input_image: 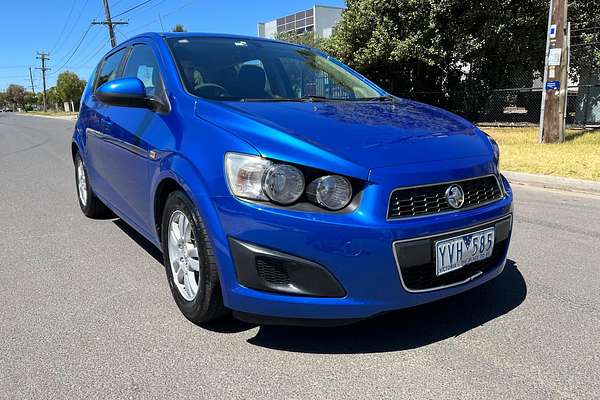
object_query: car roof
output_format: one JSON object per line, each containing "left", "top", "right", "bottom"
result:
{"left": 123, "top": 32, "right": 297, "bottom": 46}
{"left": 101, "top": 32, "right": 313, "bottom": 62}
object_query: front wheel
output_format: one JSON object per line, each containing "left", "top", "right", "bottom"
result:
{"left": 161, "top": 191, "right": 227, "bottom": 324}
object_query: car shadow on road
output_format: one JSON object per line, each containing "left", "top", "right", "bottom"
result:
{"left": 242, "top": 260, "right": 526, "bottom": 354}
{"left": 113, "top": 218, "right": 164, "bottom": 265}
{"left": 111, "top": 217, "right": 527, "bottom": 353}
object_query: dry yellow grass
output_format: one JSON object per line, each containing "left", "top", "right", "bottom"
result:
{"left": 482, "top": 127, "right": 600, "bottom": 182}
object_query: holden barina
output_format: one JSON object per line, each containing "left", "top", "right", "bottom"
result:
{"left": 72, "top": 33, "right": 513, "bottom": 326}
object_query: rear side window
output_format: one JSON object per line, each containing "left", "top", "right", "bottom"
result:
{"left": 122, "top": 44, "right": 164, "bottom": 98}
{"left": 95, "top": 48, "right": 127, "bottom": 90}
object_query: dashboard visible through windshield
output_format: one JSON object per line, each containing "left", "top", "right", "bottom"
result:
{"left": 166, "top": 36, "right": 382, "bottom": 101}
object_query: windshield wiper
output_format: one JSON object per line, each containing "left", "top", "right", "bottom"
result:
{"left": 366, "top": 95, "right": 395, "bottom": 102}
{"left": 239, "top": 96, "right": 330, "bottom": 103}
{"left": 239, "top": 98, "right": 292, "bottom": 102}
{"left": 298, "top": 95, "right": 328, "bottom": 102}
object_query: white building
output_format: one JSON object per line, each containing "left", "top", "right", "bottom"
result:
{"left": 257, "top": 5, "right": 344, "bottom": 40}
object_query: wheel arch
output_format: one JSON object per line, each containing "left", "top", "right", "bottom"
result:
{"left": 71, "top": 141, "right": 80, "bottom": 164}
{"left": 153, "top": 177, "right": 185, "bottom": 240}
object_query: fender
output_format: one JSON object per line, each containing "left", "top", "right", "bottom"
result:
{"left": 71, "top": 124, "right": 86, "bottom": 160}
{"left": 150, "top": 151, "right": 252, "bottom": 307}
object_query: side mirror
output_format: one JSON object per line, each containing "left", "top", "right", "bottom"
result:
{"left": 96, "top": 77, "right": 156, "bottom": 110}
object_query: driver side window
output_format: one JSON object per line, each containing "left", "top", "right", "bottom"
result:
{"left": 95, "top": 48, "right": 127, "bottom": 90}
{"left": 122, "top": 44, "right": 165, "bottom": 99}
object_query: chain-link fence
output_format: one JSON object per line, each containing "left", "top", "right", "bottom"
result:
{"left": 400, "top": 85, "right": 544, "bottom": 125}
{"left": 569, "top": 25, "right": 600, "bottom": 126}
{"left": 396, "top": 26, "right": 599, "bottom": 127}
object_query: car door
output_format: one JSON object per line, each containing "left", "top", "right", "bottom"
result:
{"left": 85, "top": 47, "right": 128, "bottom": 206}
{"left": 101, "top": 41, "right": 173, "bottom": 236}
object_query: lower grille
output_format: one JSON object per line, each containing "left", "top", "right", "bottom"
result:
{"left": 255, "top": 256, "right": 290, "bottom": 285}
{"left": 393, "top": 215, "right": 512, "bottom": 292}
{"left": 388, "top": 175, "right": 503, "bottom": 219}
{"left": 399, "top": 240, "right": 508, "bottom": 291}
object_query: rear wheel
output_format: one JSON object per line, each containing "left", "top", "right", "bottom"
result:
{"left": 74, "top": 152, "right": 109, "bottom": 218}
{"left": 161, "top": 190, "right": 227, "bottom": 323}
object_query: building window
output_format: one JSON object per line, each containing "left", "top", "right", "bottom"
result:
{"left": 271, "top": 8, "right": 316, "bottom": 36}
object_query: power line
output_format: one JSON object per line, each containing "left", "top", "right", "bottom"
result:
{"left": 113, "top": 0, "right": 154, "bottom": 18}
{"left": 122, "top": 0, "right": 168, "bottom": 21}
{"left": 121, "top": 0, "right": 168, "bottom": 27}
{"left": 123, "top": 0, "right": 194, "bottom": 36}
{"left": 69, "top": 36, "right": 113, "bottom": 73}
{"left": 0, "top": 65, "right": 31, "bottom": 69}
{"left": 0, "top": 75, "right": 30, "bottom": 79}
{"left": 51, "top": 0, "right": 94, "bottom": 62}
{"left": 75, "top": 32, "right": 110, "bottom": 62}
{"left": 50, "top": 24, "right": 93, "bottom": 76}
{"left": 114, "top": 26, "right": 129, "bottom": 41}
{"left": 49, "top": 0, "right": 78, "bottom": 53}
{"left": 66, "top": 27, "right": 103, "bottom": 65}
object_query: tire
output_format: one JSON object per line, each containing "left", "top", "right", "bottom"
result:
{"left": 74, "top": 152, "right": 109, "bottom": 218}
{"left": 161, "top": 190, "right": 227, "bottom": 324}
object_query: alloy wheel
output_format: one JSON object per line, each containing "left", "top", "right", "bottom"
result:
{"left": 167, "top": 210, "right": 201, "bottom": 301}
{"left": 76, "top": 158, "right": 87, "bottom": 206}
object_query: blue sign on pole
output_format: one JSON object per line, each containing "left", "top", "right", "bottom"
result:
{"left": 546, "top": 80, "right": 560, "bottom": 90}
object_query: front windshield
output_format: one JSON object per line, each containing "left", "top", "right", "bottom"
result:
{"left": 166, "top": 36, "right": 382, "bottom": 101}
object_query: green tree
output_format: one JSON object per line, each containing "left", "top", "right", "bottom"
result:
{"left": 5, "top": 84, "right": 27, "bottom": 110}
{"left": 0, "top": 91, "right": 8, "bottom": 109}
{"left": 23, "top": 91, "right": 37, "bottom": 111}
{"left": 323, "top": 0, "right": 599, "bottom": 118}
{"left": 43, "top": 87, "right": 62, "bottom": 110}
{"left": 172, "top": 24, "right": 187, "bottom": 32}
{"left": 275, "top": 31, "right": 322, "bottom": 49}
{"left": 55, "top": 71, "right": 86, "bottom": 105}
{"left": 325, "top": 0, "right": 548, "bottom": 93}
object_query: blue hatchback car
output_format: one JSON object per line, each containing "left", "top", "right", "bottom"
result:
{"left": 72, "top": 33, "right": 513, "bottom": 326}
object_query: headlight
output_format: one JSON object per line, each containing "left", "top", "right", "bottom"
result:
{"left": 263, "top": 164, "right": 305, "bottom": 204}
{"left": 224, "top": 153, "right": 270, "bottom": 200}
{"left": 225, "top": 153, "right": 355, "bottom": 210}
{"left": 306, "top": 175, "right": 352, "bottom": 210}
{"left": 225, "top": 153, "right": 305, "bottom": 204}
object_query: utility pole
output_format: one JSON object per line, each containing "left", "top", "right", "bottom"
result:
{"left": 36, "top": 52, "right": 50, "bottom": 112}
{"left": 539, "top": 0, "right": 568, "bottom": 143}
{"left": 28, "top": 66, "right": 35, "bottom": 94}
{"left": 92, "top": 0, "right": 128, "bottom": 48}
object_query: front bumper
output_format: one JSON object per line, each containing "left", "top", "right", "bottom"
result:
{"left": 208, "top": 166, "right": 513, "bottom": 322}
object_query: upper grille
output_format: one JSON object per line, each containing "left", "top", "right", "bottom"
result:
{"left": 387, "top": 175, "right": 502, "bottom": 219}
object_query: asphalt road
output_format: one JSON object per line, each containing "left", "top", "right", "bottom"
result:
{"left": 1, "top": 113, "right": 599, "bottom": 399}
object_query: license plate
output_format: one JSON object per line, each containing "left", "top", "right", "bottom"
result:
{"left": 435, "top": 227, "right": 495, "bottom": 276}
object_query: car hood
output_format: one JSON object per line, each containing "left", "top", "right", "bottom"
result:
{"left": 196, "top": 99, "right": 493, "bottom": 179}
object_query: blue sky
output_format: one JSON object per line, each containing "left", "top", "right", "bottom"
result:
{"left": 0, "top": 0, "right": 345, "bottom": 91}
